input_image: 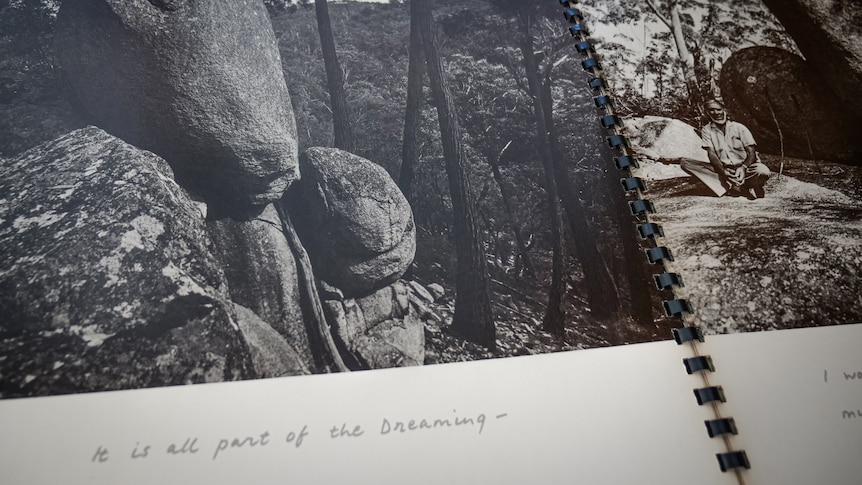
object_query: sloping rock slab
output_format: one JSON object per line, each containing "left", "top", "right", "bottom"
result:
{"left": 233, "top": 304, "right": 309, "bottom": 378}
{"left": 0, "top": 127, "right": 253, "bottom": 398}
{"left": 207, "top": 204, "right": 316, "bottom": 372}
{"left": 621, "top": 116, "right": 707, "bottom": 163}
{"left": 653, "top": 173, "right": 862, "bottom": 334}
{"left": 759, "top": 0, "right": 862, "bottom": 119}
{"left": 294, "top": 147, "right": 415, "bottom": 297}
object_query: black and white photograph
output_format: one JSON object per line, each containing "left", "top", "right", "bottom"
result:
{"left": 584, "top": 0, "right": 862, "bottom": 334}
{"left": 0, "top": 0, "right": 669, "bottom": 399}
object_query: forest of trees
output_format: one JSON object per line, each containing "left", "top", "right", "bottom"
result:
{"left": 579, "top": 0, "right": 797, "bottom": 124}
{"left": 0, "top": 0, "right": 668, "bottom": 356}
{"left": 268, "top": 0, "right": 661, "bottom": 349}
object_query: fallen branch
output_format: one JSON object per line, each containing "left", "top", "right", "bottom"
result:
{"left": 409, "top": 293, "right": 443, "bottom": 323}
{"left": 765, "top": 86, "right": 785, "bottom": 177}
{"left": 490, "top": 278, "right": 546, "bottom": 309}
{"left": 492, "top": 300, "right": 535, "bottom": 322}
{"left": 275, "top": 203, "right": 349, "bottom": 373}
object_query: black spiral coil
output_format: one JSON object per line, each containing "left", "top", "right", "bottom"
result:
{"left": 557, "top": 0, "right": 750, "bottom": 476}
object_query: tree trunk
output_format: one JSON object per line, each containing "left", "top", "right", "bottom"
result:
{"left": 399, "top": 1, "right": 425, "bottom": 203}
{"left": 315, "top": 0, "right": 355, "bottom": 152}
{"left": 669, "top": 4, "right": 702, "bottom": 107}
{"left": 645, "top": 0, "right": 704, "bottom": 112}
{"left": 589, "top": 121, "right": 655, "bottom": 328}
{"left": 541, "top": 71, "right": 653, "bottom": 329}
{"left": 414, "top": 0, "right": 495, "bottom": 349}
{"left": 543, "top": 206, "right": 566, "bottom": 337}
{"left": 519, "top": 11, "right": 624, "bottom": 325}
{"left": 515, "top": 12, "right": 570, "bottom": 335}
{"left": 275, "top": 202, "right": 349, "bottom": 373}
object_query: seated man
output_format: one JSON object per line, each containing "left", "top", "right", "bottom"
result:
{"left": 680, "top": 99, "right": 770, "bottom": 199}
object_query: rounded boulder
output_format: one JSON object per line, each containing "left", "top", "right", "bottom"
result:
{"left": 55, "top": 0, "right": 300, "bottom": 206}
{"left": 293, "top": 147, "right": 415, "bottom": 297}
{"left": 719, "top": 46, "right": 862, "bottom": 163}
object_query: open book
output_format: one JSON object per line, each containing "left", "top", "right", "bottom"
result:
{"left": 0, "top": 0, "right": 859, "bottom": 483}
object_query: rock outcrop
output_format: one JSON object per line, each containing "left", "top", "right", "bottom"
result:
{"left": 656, "top": 174, "right": 862, "bottom": 334}
{"left": 1, "top": 3, "right": 428, "bottom": 397}
{"left": 322, "top": 281, "right": 424, "bottom": 369}
{"left": 621, "top": 116, "right": 707, "bottom": 163}
{"left": 0, "top": 127, "right": 254, "bottom": 397}
{"left": 54, "top": 0, "right": 299, "bottom": 206}
{"left": 759, "top": 0, "right": 862, "bottom": 120}
{"left": 426, "top": 283, "right": 445, "bottom": 301}
{"left": 233, "top": 303, "right": 310, "bottom": 378}
{"left": 720, "top": 46, "right": 862, "bottom": 163}
{"left": 293, "top": 147, "right": 416, "bottom": 297}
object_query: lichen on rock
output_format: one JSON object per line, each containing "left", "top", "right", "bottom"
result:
{"left": 0, "top": 127, "right": 254, "bottom": 397}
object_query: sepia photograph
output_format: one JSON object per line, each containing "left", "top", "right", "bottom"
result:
{"left": 583, "top": 0, "right": 862, "bottom": 334}
{"left": 0, "top": 0, "right": 669, "bottom": 399}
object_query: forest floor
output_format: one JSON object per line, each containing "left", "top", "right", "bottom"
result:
{"left": 409, "top": 237, "right": 677, "bottom": 366}
{"left": 415, "top": 276, "right": 614, "bottom": 366}
{"left": 643, "top": 154, "right": 862, "bottom": 334}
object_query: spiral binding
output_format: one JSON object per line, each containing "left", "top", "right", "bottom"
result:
{"left": 705, "top": 418, "right": 738, "bottom": 437}
{"left": 558, "top": 0, "right": 751, "bottom": 478}
{"left": 684, "top": 355, "right": 715, "bottom": 374}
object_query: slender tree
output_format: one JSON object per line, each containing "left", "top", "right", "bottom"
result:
{"left": 484, "top": 140, "right": 535, "bottom": 278}
{"left": 570, "top": 93, "right": 655, "bottom": 329}
{"left": 510, "top": 11, "right": 570, "bottom": 335}
{"left": 413, "top": 0, "right": 495, "bottom": 349}
{"left": 580, "top": 0, "right": 796, "bottom": 119}
{"left": 644, "top": 0, "right": 705, "bottom": 109}
{"left": 314, "top": 0, "right": 355, "bottom": 152}
{"left": 532, "top": 10, "right": 654, "bottom": 329}
{"left": 514, "top": 8, "right": 625, "bottom": 327}
{"left": 399, "top": 0, "right": 424, "bottom": 203}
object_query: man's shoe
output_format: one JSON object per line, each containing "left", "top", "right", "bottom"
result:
{"left": 746, "top": 188, "right": 757, "bottom": 200}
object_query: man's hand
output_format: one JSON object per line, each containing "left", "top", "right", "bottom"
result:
{"left": 725, "top": 166, "right": 745, "bottom": 187}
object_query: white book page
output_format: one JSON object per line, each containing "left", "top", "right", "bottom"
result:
{"left": 0, "top": 338, "right": 731, "bottom": 485}
{"left": 708, "top": 323, "right": 862, "bottom": 485}
{"left": 4, "top": 324, "right": 859, "bottom": 484}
